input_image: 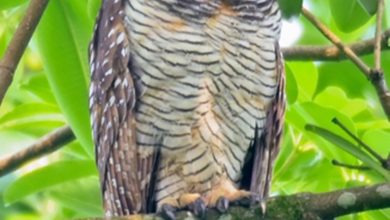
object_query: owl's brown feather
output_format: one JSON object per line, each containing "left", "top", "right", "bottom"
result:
{"left": 89, "top": 0, "right": 158, "bottom": 215}
{"left": 243, "top": 42, "right": 285, "bottom": 197}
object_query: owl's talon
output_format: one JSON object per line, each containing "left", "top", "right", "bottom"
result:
{"left": 237, "top": 193, "right": 262, "bottom": 207}
{"left": 216, "top": 196, "right": 229, "bottom": 213}
{"left": 160, "top": 203, "right": 177, "bottom": 220}
{"left": 188, "top": 197, "right": 207, "bottom": 218}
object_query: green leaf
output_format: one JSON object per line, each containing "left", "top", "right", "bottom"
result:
{"left": 278, "top": 0, "right": 303, "bottom": 19}
{"left": 87, "top": 0, "right": 101, "bottom": 21}
{"left": 358, "top": 0, "right": 378, "bottom": 15}
{"left": 362, "top": 129, "right": 390, "bottom": 156}
{"left": 329, "top": 0, "right": 372, "bottom": 32}
{"left": 314, "top": 86, "right": 368, "bottom": 118}
{"left": 286, "top": 62, "right": 318, "bottom": 101}
{"left": 20, "top": 73, "right": 56, "bottom": 104}
{"left": 305, "top": 124, "right": 390, "bottom": 181}
{"left": 48, "top": 177, "right": 103, "bottom": 217}
{"left": 35, "top": 0, "right": 93, "bottom": 156}
{"left": 0, "top": 103, "right": 64, "bottom": 134}
{"left": 0, "top": 0, "right": 27, "bottom": 10}
{"left": 287, "top": 102, "right": 358, "bottom": 163}
{"left": 4, "top": 160, "right": 97, "bottom": 204}
{"left": 286, "top": 65, "right": 298, "bottom": 104}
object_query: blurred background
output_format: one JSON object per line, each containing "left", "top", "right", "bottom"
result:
{"left": 0, "top": 0, "right": 389, "bottom": 219}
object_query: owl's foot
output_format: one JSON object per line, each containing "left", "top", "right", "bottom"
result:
{"left": 159, "top": 193, "right": 207, "bottom": 220}
{"left": 204, "top": 179, "right": 263, "bottom": 213}
{"left": 159, "top": 197, "right": 179, "bottom": 220}
{"left": 179, "top": 193, "right": 207, "bottom": 218}
{"left": 160, "top": 203, "right": 177, "bottom": 220}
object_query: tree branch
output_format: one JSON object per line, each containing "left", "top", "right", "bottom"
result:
{"left": 301, "top": 8, "right": 371, "bottom": 75}
{"left": 301, "top": 7, "right": 390, "bottom": 120}
{"left": 282, "top": 29, "right": 390, "bottom": 61}
{"left": 0, "top": 0, "right": 49, "bottom": 106}
{"left": 0, "top": 125, "right": 75, "bottom": 177}
{"left": 88, "top": 183, "right": 390, "bottom": 220}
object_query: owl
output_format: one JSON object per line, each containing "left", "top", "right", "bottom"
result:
{"left": 89, "top": 0, "right": 285, "bottom": 218}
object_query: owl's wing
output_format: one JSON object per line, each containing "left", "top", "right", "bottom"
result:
{"left": 241, "top": 42, "right": 285, "bottom": 198}
{"left": 89, "top": 0, "right": 159, "bottom": 215}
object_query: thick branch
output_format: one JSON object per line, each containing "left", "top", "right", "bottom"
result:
{"left": 0, "top": 126, "right": 75, "bottom": 177}
{"left": 282, "top": 29, "right": 390, "bottom": 61}
{"left": 88, "top": 183, "right": 390, "bottom": 220}
{"left": 0, "top": 0, "right": 49, "bottom": 106}
{"left": 301, "top": 183, "right": 390, "bottom": 219}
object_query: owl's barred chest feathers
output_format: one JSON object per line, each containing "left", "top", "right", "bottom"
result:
{"left": 90, "top": 0, "right": 284, "bottom": 215}
{"left": 123, "top": 0, "right": 281, "bottom": 205}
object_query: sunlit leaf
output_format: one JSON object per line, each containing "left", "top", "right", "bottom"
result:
{"left": 35, "top": 0, "right": 93, "bottom": 156}
{"left": 0, "top": 0, "right": 27, "bottom": 10}
{"left": 286, "top": 62, "right": 318, "bottom": 101}
{"left": 4, "top": 160, "right": 97, "bottom": 205}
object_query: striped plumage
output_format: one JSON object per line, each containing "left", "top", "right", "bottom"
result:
{"left": 89, "top": 0, "right": 285, "bottom": 217}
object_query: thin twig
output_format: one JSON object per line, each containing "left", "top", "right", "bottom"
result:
{"left": 331, "top": 159, "right": 371, "bottom": 171}
{"left": 301, "top": 7, "right": 371, "bottom": 76}
{"left": 332, "top": 118, "right": 387, "bottom": 165}
{"left": 374, "top": 0, "right": 385, "bottom": 70}
{"left": 282, "top": 29, "right": 390, "bottom": 61}
{"left": 0, "top": 126, "right": 75, "bottom": 177}
{"left": 0, "top": 0, "right": 49, "bottom": 106}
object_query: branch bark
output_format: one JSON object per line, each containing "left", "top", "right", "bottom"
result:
{"left": 88, "top": 183, "right": 390, "bottom": 220}
{"left": 282, "top": 29, "right": 390, "bottom": 61}
{"left": 0, "top": 0, "right": 49, "bottom": 106}
{"left": 0, "top": 125, "right": 75, "bottom": 177}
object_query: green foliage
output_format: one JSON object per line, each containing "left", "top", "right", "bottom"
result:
{"left": 35, "top": 0, "right": 94, "bottom": 157}
{"left": 329, "top": 0, "right": 374, "bottom": 33}
{"left": 0, "top": 0, "right": 27, "bottom": 11}
{"left": 306, "top": 123, "right": 390, "bottom": 181}
{"left": 0, "top": 0, "right": 389, "bottom": 219}
{"left": 278, "top": 0, "right": 303, "bottom": 19}
{"left": 4, "top": 160, "right": 97, "bottom": 205}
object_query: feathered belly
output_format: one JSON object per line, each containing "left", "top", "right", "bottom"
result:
{"left": 126, "top": 0, "right": 278, "bottom": 203}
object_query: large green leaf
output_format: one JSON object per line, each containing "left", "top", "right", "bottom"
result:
{"left": 329, "top": 0, "right": 372, "bottom": 32}
{"left": 4, "top": 160, "right": 97, "bottom": 204}
{"left": 306, "top": 124, "right": 390, "bottom": 181}
{"left": 0, "top": 0, "right": 27, "bottom": 10}
{"left": 35, "top": 0, "right": 93, "bottom": 156}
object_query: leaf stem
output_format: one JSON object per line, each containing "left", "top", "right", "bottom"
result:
{"left": 332, "top": 118, "right": 387, "bottom": 167}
